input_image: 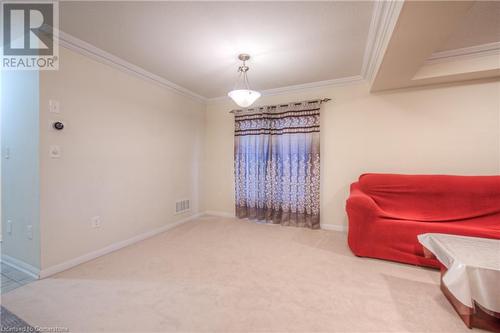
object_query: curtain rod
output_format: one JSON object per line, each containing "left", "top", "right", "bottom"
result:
{"left": 229, "top": 98, "right": 331, "bottom": 114}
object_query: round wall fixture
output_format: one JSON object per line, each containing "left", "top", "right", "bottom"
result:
{"left": 53, "top": 121, "right": 64, "bottom": 130}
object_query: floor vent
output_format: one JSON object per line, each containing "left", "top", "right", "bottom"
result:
{"left": 175, "top": 199, "right": 190, "bottom": 214}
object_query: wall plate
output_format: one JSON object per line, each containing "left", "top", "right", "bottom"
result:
{"left": 49, "top": 100, "right": 60, "bottom": 114}
{"left": 49, "top": 145, "right": 61, "bottom": 158}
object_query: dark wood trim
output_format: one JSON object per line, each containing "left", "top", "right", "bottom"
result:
{"left": 422, "top": 245, "right": 500, "bottom": 332}
{"left": 439, "top": 266, "right": 474, "bottom": 328}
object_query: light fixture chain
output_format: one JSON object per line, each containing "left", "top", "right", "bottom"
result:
{"left": 243, "top": 71, "right": 250, "bottom": 90}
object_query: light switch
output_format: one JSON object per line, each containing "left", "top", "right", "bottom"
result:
{"left": 49, "top": 99, "right": 60, "bottom": 114}
{"left": 27, "top": 225, "right": 33, "bottom": 240}
{"left": 7, "top": 220, "right": 12, "bottom": 234}
{"left": 4, "top": 147, "right": 10, "bottom": 159}
{"left": 49, "top": 145, "right": 61, "bottom": 158}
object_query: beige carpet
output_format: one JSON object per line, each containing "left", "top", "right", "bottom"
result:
{"left": 2, "top": 216, "right": 478, "bottom": 332}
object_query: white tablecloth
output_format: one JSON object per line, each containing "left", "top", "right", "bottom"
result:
{"left": 418, "top": 233, "right": 500, "bottom": 313}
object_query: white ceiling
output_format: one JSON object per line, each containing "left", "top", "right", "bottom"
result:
{"left": 60, "top": 1, "right": 374, "bottom": 98}
{"left": 437, "top": 1, "right": 500, "bottom": 51}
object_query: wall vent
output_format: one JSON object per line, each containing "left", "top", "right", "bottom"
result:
{"left": 175, "top": 199, "right": 190, "bottom": 214}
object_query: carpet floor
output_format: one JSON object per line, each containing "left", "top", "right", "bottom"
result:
{"left": 0, "top": 306, "right": 33, "bottom": 331}
{"left": 1, "top": 216, "right": 480, "bottom": 332}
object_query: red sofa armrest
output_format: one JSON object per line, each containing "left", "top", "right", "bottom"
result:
{"left": 346, "top": 182, "right": 381, "bottom": 216}
{"left": 346, "top": 182, "right": 382, "bottom": 256}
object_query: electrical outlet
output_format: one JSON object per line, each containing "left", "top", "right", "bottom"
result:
{"left": 4, "top": 147, "right": 10, "bottom": 159}
{"left": 26, "top": 225, "right": 33, "bottom": 240}
{"left": 91, "top": 216, "right": 101, "bottom": 228}
{"left": 7, "top": 220, "right": 12, "bottom": 234}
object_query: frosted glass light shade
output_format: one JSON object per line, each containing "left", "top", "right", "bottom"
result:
{"left": 228, "top": 89, "right": 261, "bottom": 108}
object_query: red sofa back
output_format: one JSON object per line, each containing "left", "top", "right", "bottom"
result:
{"left": 358, "top": 174, "right": 500, "bottom": 222}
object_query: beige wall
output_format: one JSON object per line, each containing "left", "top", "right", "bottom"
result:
{"left": 202, "top": 80, "right": 500, "bottom": 228}
{"left": 39, "top": 48, "right": 205, "bottom": 269}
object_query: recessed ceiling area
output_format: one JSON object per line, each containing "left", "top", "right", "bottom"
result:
{"left": 59, "top": 1, "right": 374, "bottom": 99}
{"left": 371, "top": 0, "right": 500, "bottom": 92}
{"left": 436, "top": 1, "right": 500, "bottom": 51}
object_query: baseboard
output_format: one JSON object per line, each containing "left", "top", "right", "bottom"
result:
{"left": 321, "top": 223, "right": 348, "bottom": 232}
{"left": 39, "top": 213, "right": 202, "bottom": 279}
{"left": 204, "top": 212, "right": 347, "bottom": 232}
{"left": 1, "top": 254, "right": 40, "bottom": 279}
{"left": 203, "top": 211, "right": 236, "bottom": 218}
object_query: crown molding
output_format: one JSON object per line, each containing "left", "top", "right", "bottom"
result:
{"left": 57, "top": 1, "right": 404, "bottom": 104}
{"left": 361, "top": 0, "right": 404, "bottom": 82}
{"left": 425, "top": 42, "right": 500, "bottom": 65}
{"left": 58, "top": 31, "right": 207, "bottom": 103}
{"left": 208, "top": 75, "right": 365, "bottom": 102}
{"left": 259, "top": 75, "right": 365, "bottom": 97}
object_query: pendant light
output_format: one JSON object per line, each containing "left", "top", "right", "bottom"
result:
{"left": 228, "top": 54, "right": 261, "bottom": 107}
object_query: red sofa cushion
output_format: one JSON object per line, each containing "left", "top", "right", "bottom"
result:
{"left": 358, "top": 173, "right": 500, "bottom": 222}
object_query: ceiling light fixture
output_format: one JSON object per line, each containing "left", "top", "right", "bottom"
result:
{"left": 228, "top": 54, "right": 261, "bottom": 108}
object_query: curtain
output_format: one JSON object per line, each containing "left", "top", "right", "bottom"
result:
{"left": 234, "top": 100, "right": 321, "bottom": 229}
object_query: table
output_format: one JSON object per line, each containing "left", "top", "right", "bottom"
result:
{"left": 418, "top": 233, "right": 500, "bottom": 332}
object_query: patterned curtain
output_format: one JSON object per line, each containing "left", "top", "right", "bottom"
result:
{"left": 234, "top": 100, "right": 321, "bottom": 229}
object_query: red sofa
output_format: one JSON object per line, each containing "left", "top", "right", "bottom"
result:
{"left": 346, "top": 174, "right": 500, "bottom": 268}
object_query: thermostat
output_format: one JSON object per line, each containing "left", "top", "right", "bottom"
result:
{"left": 53, "top": 121, "right": 64, "bottom": 130}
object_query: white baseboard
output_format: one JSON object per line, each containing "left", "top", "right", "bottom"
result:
{"left": 204, "top": 211, "right": 347, "bottom": 232}
{"left": 321, "top": 224, "right": 348, "bottom": 232}
{"left": 39, "top": 213, "right": 202, "bottom": 278}
{"left": 203, "top": 211, "right": 236, "bottom": 218}
{"left": 1, "top": 254, "right": 40, "bottom": 279}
